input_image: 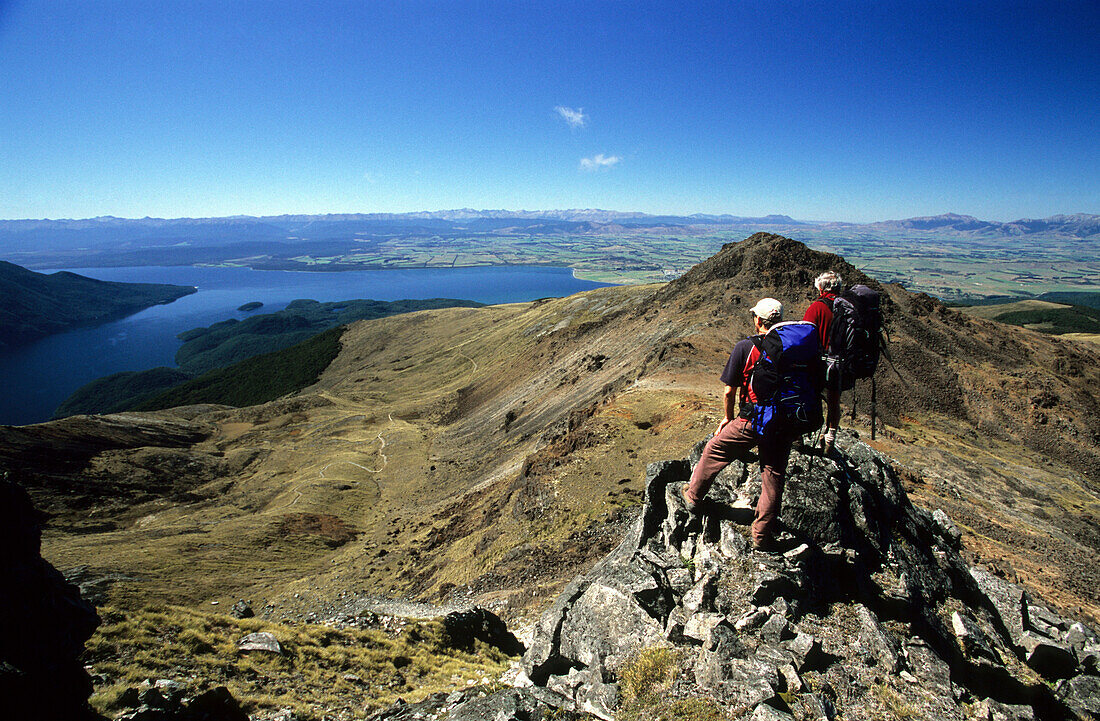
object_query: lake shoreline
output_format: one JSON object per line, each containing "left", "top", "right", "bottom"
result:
{"left": 0, "top": 264, "right": 614, "bottom": 426}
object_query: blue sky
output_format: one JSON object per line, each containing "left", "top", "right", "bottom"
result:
{"left": 0, "top": 1, "right": 1096, "bottom": 222}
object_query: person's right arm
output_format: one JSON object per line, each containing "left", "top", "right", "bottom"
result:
{"left": 717, "top": 338, "right": 752, "bottom": 434}
{"left": 716, "top": 384, "right": 737, "bottom": 435}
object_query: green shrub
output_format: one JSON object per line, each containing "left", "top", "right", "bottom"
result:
{"left": 133, "top": 325, "right": 344, "bottom": 411}
{"left": 993, "top": 305, "right": 1100, "bottom": 334}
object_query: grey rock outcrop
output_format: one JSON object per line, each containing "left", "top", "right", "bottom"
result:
{"left": 395, "top": 433, "right": 1100, "bottom": 720}
{"left": 442, "top": 606, "right": 525, "bottom": 656}
{"left": 114, "top": 684, "right": 248, "bottom": 721}
{"left": 237, "top": 631, "right": 282, "bottom": 654}
{"left": 508, "top": 433, "right": 1100, "bottom": 719}
{"left": 365, "top": 686, "right": 570, "bottom": 721}
{"left": 230, "top": 600, "right": 254, "bottom": 619}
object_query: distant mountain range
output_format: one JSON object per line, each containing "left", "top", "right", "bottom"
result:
{"left": 0, "top": 210, "right": 804, "bottom": 255}
{"left": 0, "top": 209, "right": 802, "bottom": 230}
{"left": 0, "top": 211, "right": 1095, "bottom": 256}
{"left": 0, "top": 261, "right": 196, "bottom": 348}
{"left": 827, "top": 212, "right": 1100, "bottom": 238}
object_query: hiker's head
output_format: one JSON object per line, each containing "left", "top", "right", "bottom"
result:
{"left": 814, "top": 271, "right": 842, "bottom": 294}
{"left": 750, "top": 298, "right": 783, "bottom": 330}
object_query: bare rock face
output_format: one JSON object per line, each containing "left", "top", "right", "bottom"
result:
{"left": 0, "top": 474, "right": 101, "bottom": 720}
{"left": 360, "top": 430, "right": 1100, "bottom": 720}
{"left": 366, "top": 686, "right": 567, "bottom": 721}
{"left": 237, "top": 632, "right": 283, "bottom": 654}
{"left": 498, "top": 432, "right": 1099, "bottom": 719}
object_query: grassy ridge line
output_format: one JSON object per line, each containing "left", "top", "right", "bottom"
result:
{"left": 1036, "top": 291, "right": 1100, "bottom": 310}
{"left": 993, "top": 304, "right": 1100, "bottom": 334}
{"left": 960, "top": 299, "right": 1100, "bottom": 335}
{"left": 950, "top": 291, "right": 1100, "bottom": 309}
{"left": 55, "top": 298, "right": 486, "bottom": 417}
{"left": 132, "top": 326, "right": 345, "bottom": 411}
{"left": 175, "top": 298, "right": 485, "bottom": 376}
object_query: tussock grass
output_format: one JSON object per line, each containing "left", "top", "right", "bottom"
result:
{"left": 619, "top": 647, "right": 679, "bottom": 707}
{"left": 618, "top": 647, "right": 723, "bottom": 721}
{"left": 84, "top": 604, "right": 513, "bottom": 719}
{"left": 871, "top": 680, "right": 921, "bottom": 719}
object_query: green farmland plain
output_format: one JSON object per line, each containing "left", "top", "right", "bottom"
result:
{"left": 211, "top": 226, "right": 1100, "bottom": 302}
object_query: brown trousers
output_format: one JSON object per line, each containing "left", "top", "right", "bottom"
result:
{"left": 685, "top": 417, "right": 793, "bottom": 543}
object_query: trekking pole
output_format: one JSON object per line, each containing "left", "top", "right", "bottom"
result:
{"left": 884, "top": 353, "right": 907, "bottom": 385}
{"left": 871, "top": 377, "right": 877, "bottom": 441}
{"left": 878, "top": 330, "right": 907, "bottom": 386}
{"left": 804, "top": 422, "right": 828, "bottom": 473}
{"left": 805, "top": 434, "right": 820, "bottom": 473}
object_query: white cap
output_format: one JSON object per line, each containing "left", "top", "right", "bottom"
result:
{"left": 750, "top": 298, "right": 783, "bottom": 324}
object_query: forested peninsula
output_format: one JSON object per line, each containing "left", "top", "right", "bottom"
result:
{"left": 0, "top": 261, "right": 196, "bottom": 348}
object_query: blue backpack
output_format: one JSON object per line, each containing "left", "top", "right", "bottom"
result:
{"left": 748, "top": 321, "right": 825, "bottom": 438}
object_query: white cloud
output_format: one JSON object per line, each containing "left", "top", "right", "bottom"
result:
{"left": 555, "top": 106, "right": 587, "bottom": 128}
{"left": 579, "top": 153, "right": 621, "bottom": 171}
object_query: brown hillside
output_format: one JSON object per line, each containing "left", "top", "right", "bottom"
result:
{"left": 17, "top": 233, "right": 1100, "bottom": 628}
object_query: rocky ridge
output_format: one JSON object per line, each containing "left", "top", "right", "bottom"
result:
{"left": 397, "top": 433, "right": 1100, "bottom": 720}
{"left": 22, "top": 234, "right": 1100, "bottom": 623}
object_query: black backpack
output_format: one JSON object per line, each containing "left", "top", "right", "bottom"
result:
{"left": 748, "top": 321, "right": 824, "bottom": 439}
{"left": 827, "top": 284, "right": 883, "bottom": 391}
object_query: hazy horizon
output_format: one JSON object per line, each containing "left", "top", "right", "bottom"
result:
{"left": 2, "top": 208, "right": 1096, "bottom": 226}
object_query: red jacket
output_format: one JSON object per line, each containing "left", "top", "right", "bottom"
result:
{"left": 802, "top": 293, "right": 836, "bottom": 352}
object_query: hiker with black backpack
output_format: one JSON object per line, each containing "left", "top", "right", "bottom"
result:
{"left": 805, "top": 273, "right": 886, "bottom": 445}
{"left": 682, "top": 298, "right": 824, "bottom": 551}
{"left": 803, "top": 271, "right": 844, "bottom": 455}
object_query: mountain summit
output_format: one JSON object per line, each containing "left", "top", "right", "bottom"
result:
{"left": 660, "top": 231, "right": 871, "bottom": 297}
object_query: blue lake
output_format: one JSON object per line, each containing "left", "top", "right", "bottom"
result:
{"left": 0, "top": 265, "right": 612, "bottom": 426}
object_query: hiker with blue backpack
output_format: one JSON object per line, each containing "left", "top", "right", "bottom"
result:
{"left": 682, "top": 298, "right": 824, "bottom": 551}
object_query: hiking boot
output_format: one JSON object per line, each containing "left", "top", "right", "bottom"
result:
{"left": 681, "top": 484, "right": 700, "bottom": 515}
{"left": 752, "top": 536, "right": 780, "bottom": 553}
